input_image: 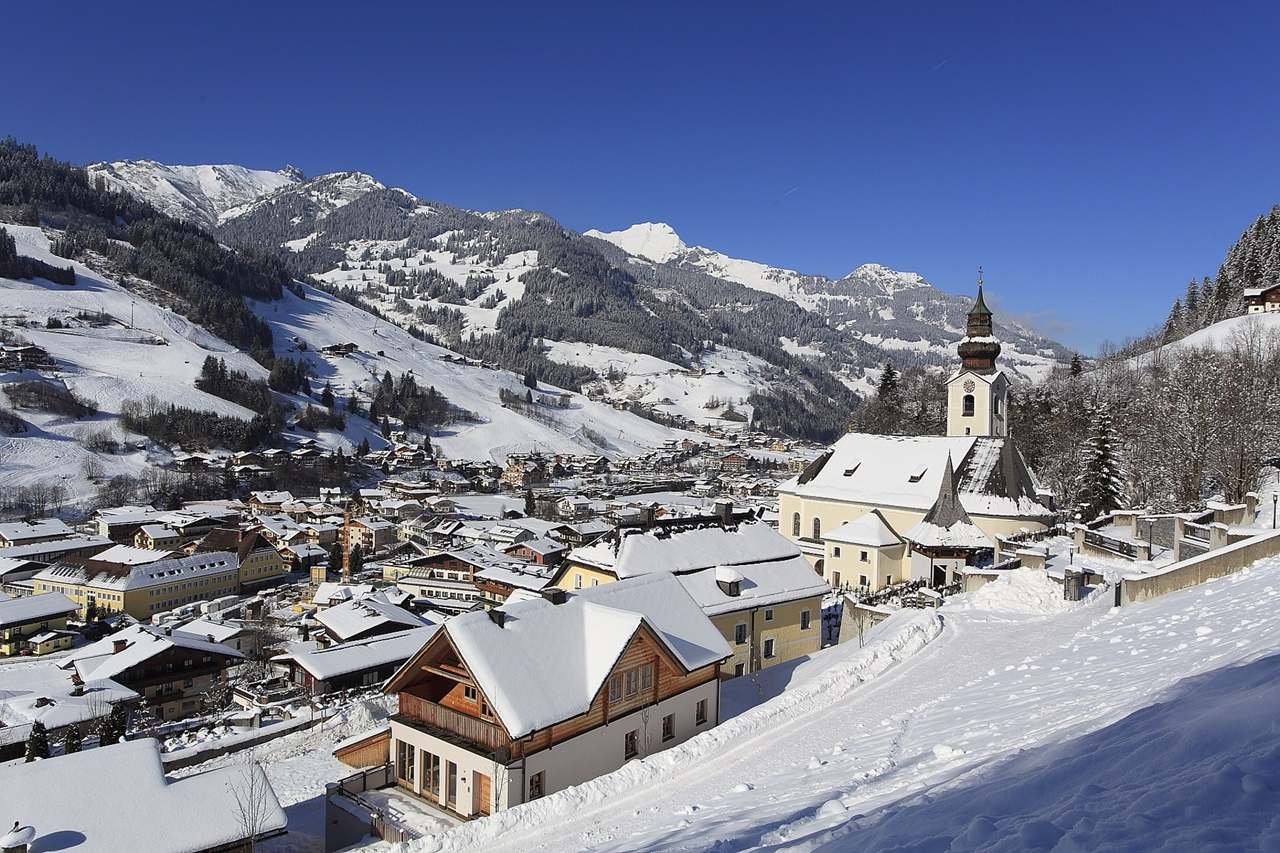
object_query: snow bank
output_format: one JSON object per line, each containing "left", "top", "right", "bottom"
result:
{"left": 412, "top": 611, "right": 943, "bottom": 852}
{"left": 956, "top": 567, "right": 1075, "bottom": 615}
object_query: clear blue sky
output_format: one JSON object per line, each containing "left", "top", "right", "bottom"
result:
{"left": 6, "top": 1, "right": 1280, "bottom": 353}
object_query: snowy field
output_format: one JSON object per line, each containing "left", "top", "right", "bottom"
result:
{"left": 390, "top": 562, "right": 1280, "bottom": 852}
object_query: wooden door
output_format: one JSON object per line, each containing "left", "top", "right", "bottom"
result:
{"left": 473, "top": 771, "right": 492, "bottom": 815}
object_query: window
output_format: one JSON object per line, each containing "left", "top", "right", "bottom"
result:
{"left": 695, "top": 698, "right": 708, "bottom": 725}
{"left": 480, "top": 699, "right": 491, "bottom": 717}
{"left": 833, "top": 570, "right": 841, "bottom": 588}
{"left": 574, "top": 574, "right": 583, "bottom": 590}
{"left": 993, "top": 395, "right": 1002, "bottom": 415}
{"left": 763, "top": 608, "right": 774, "bottom": 622}
{"left": 624, "top": 669, "right": 640, "bottom": 697}
{"left": 624, "top": 729, "right": 639, "bottom": 759}
{"left": 859, "top": 574, "right": 867, "bottom": 587}
{"left": 763, "top": 638, "right": 776, "bottom": 659}
{"left": 791, "top": 513, "right": 801, "bottom": 537}
{"left": 422, "top": 750, "right": 440, "bottom": 797}
{"left": 832, "top": 546, "right": 841, "bottom": 558}
{"left": 609, "top": 675, "right": 622, "bottom": 702}
{"left": 640, "top": 663, "right": 653, "bottom": 692}
{"left": 591, "top": 579, "right": 599, "bottom": 587}
{"left": 801, "top": 610, "right": 812, "bottom": 631}
{"left": 396, "top": 739, "right": 415, "bottom": 783}
{"left": 962, "top": 394, "right": 975, "bottom": 417}
{"left": 662, "top": 714, "right": 675, "bottom": 742}
{"left": 860, "top": 550, "right": 869, "bottom": 562}
{"left": 463, "top": 685, "right": 477, "bottom": 701}
{"left": 529, "top": 771, "right": 545, "bottom": 800}
{"left": 886, "top": 575, "right": 893, "bottom": 585}
{"left": 734, "top": 623, "right": 747, "bottom": 645}
{"left": 812, "top": 518, "right": 821, "bottom": 539}
{"left": 734, "top": 662, "right": 745, "bottom": 677}
{"left": 446, "top": 761, "right": 458, "bottom": 807}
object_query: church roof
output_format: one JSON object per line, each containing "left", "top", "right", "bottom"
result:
{"left": 778, "top": 433, "right": 1051, "bottom": 520}
{"left": 903, "top": 455, "right": 994, "bottom": 549}
{"left": 969, "top": 283, "right": 992, "bottom": 317}
{"left": 825, "top": 510, "right": 902, "bottom": 547}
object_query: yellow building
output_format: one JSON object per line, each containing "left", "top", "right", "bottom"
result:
{"left": 0, "top": 592, "right": 78, "bottom": 656}
{"left": 193, "top": 528, "right": 288, "bottom": 589}
{"left": 32, "top": 551, "right": 241, "bottom": 620}
{"left": 554, "top": 516, "right": 829, "bottom": 677}
{"left": 778, "top": 283, "right": 1055, "bottom": 588}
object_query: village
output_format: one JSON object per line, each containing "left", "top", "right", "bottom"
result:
{"left": 2, "top": 289, "right": 1279, "bottom": 852}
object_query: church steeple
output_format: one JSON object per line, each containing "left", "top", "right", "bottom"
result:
{"left": 957, "top": 267, "right": 1001, "bottom": 373}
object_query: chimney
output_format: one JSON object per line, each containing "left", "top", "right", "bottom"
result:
{"left": 541, "top": 588, "right": 567, "bottom": 605}
{"left": 34, "top": 697, "right": 51, "bottom": 708}
{"left": 714, "top": 499, "right": 733, "bottom": 525}
{"left": 112, "top": 639, "right": 128, "bottom": 654}
{"left": 487, "top": 609, "right": 506, "bottom": 628}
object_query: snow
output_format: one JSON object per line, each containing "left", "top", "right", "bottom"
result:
{"left": 570, "top": 521, "right": 799, "bottom": 578}
{"left": 1129, "top": 313, "right": 1280, "bottom": 369}
{"left": 404, "top": 552, "right": 1280, "bottom": 853}
{"left": 0, "top": 591, "right": 76, "bottom": 626}
{"left": 86, "top": 159, "right": 300, "bottom": 229}
{"left": 0, "top": 738, "right": 287, "bottom": 853}
{"left": 954, "top": 567, "right": 1077, "bottom": 615}
{"left": 62, "top": 624, "right": 242, "bottom": 682}
{"left": 0, "top": 518, "right": 72, "bottom": 543}
{"left": 0, "top": 661, "right": 137, "bottom": 730}
{"left": 584, "top": 222, "right": 686, "bottom": 264}
{"left": 677, "top": 555, "right": 830, "bottom": 616}
{"left": 312, "top": 595, "right": 431, "bottom": 643}
{"left": 825, "top": 511, "right": 902, "bottom": 546}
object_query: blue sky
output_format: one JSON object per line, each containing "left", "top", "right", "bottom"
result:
{"left": 6, "top": 1, "right": 1280, "bottom": 353}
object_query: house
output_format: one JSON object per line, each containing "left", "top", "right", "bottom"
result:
{"left": 1245, "top": 282, "right": 1280, "bottom": 313}
{"left": 134, "top": 524, "right": 181, "bottom": 551}
{"left": 0, "top": 535, "right": 112, "bottom": 566}
{"left": 558, "top": 517, "right": 827, "bottom": 678}
{"left": 0, "top": 592, "right": 78, "bottom": 656}
{"left": 248, "top": 490, "right": 295, "bottom": 513}
{"left": 275, "top": 625, "right": 438, "bottom": 696}
{"left": 313, "top": 582, "right": 377, "bottom": 608}
{"left": 0, "top": 738, "right": 286, "bottom": 852}
{"left": 0, "top": 662, "right": 137, "bottom": 756}
{"left": 60, "top": 624, "right": 244, "bottom": 720}
{"left": 502, "top": 537, "right": 567, "bottom": 566}
{"left": 313, "top": 592, "right": 431, "bottom": 646}
{"left": 391, "top": 545, "right": 519, "bottom": 609}
{"left": 383, "top": 573, "right": 731, "bottom": 817}
{"left": 473, "top": 557, "right": 559, "bottom": 607}
{"left": 195, "top": 528, "right": 288, "bottom": 589}
{"left": 32, "top": 551, "right": 240, "bottom": 620}
{"left": 0, "top": 518, "right": 73, "bottom": 548}
{"left": 821, "top": 509, "right": 907, "bottom": 591}
{"left": 778, "top": 284, "right": 1054, "bottom": 584}
{"left": 348, "top": 517, "right": 399, "bottom": 555}
{"left": 178, "top": 616, "right": 260, "bottom": 657}
{"left": 92, "top": 505, "right": 165, "bottom": 542}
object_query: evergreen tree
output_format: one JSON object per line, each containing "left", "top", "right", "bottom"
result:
{"left": 349, "top": 544, "right": 364, "bottom": 573}
{"left": 876, "top": 361, "right": 899, "bottom": 399}
{"left": 356, "top": 436, "right": 370, "bottom": 456}
{"left": 1184, "top": 278, "right": 1200, "bottom": 320}
{"left": 62, "top": 723, "right": 82, "bottom": 754}
{"left": 25, "top": 721, "right": 50, "bottom": 761}
{"left": 380, "top": 416, "right": 391, "bottom": 438}
{"left": 1164, "top": 299, "right": 1184, "bottom": 340}
{"left": 523, "top": 369, "right": 537, "bottom": 390}
{"left": 98, "top": 703, "right": 127, "bottom": 746}
{"left": 1069, "top": 353, "right": 1083, "bottom": 377}
{"left": 1075, "top": 403, "right": 1125, "bottom": 522}
{"left": 524, "top": 488, "right": 535, "bottom": 516}
{"left": 320, "top": 383, "right": 335, "bottom": 409}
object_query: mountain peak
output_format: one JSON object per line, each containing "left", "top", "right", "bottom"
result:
{"left": 585, "top": 222, "right": 687, "bottom": 263}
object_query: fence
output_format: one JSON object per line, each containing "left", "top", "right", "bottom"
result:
{"left": 327, "top": 764, "right": 419, "bottom": 848}
{"left": 1119, "top": 529, "right": 1280, "bottom": 605}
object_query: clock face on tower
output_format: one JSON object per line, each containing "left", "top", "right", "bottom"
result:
{"left": 963, "top": 379, "right": 976, "bottom": 393}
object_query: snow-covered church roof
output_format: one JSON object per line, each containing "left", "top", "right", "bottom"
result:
{"left": 904, "top": 455, "right": 994, "bottom": 550}
{"left": 779, "top": 433, "right": 1051, "bottom": 519}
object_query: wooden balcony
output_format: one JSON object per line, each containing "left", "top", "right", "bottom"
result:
{"left": 396, "top": 692, "right": 509, "bottom": 754}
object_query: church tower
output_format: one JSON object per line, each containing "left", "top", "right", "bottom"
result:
{"left": 946, "top": 269, "right": 1009, "bottom": 437}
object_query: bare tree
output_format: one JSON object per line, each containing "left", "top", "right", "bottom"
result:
{"left": 229, "top": 758, "right": 275, "bottom": 852}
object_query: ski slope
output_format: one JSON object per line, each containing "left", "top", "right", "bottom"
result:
{"left": 407, "top": 562, "right": 1280, "bottom": 852}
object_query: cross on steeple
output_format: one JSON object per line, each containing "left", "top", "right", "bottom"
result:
{"left": 977, "top": 265, "right": 983, "bottom": 287}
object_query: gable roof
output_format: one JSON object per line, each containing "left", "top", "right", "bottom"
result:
{"left": 277, "top": 625, "right": 438, "bottom": 681}
{"left": 60, "top": 625, "right": 243, "bottom": 682}
{"left": 568, "top": 520, "right": 795, "bottom": 579}
{"left": 825, "top": 510, "right": 902, "bottom": 547}
{"left": 0, "top": 592, "right": 77, "bottom": 627}
{"left": 394, "top": 573, "right": 729, "bottom": 739}
{"left": 314, "top": 592, "right": 429, "bottom": 642}
{"left": 904, "top": 455, "right": 993, "bottom": 549}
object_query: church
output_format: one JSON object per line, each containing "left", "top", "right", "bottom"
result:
{"left": 777, "top": 279, "right": 1056, "bottom": 590}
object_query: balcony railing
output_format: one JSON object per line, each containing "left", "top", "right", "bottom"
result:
{"left": 398, "top": 692, "right": 508, "bottom": 753}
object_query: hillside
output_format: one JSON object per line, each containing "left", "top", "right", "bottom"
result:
{"left": 587, "top": 221, "right": 1068, "bottom": 383}
{"left": 97, "top": 160, "right": 1075, "bottom": 441}
{"left": 86, "top": 160, "right": 301, "bottom": 230}
{"left": 417, "top": 564, "right": 1280, "bottom": 852}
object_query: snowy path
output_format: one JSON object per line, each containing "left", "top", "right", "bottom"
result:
{"left": 412, "top": 561, "right": 1280, "bottom": 852}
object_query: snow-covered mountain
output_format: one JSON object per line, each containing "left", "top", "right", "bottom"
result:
{"left": 587, "top": 221, "right": 1068, "bottom": 381}
{"left": 85, "top": 160, "right": 302, "bottom": 229}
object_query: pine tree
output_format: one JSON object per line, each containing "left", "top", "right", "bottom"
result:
{"left": 523, "top": 369, "right": 537, "bottom": 390}
{"left": 1164, "top": 299, "right": 1184, "bottom": 340}
{"left": 98, "top": 703, "right": 127, "bottom": 746}
{"left": 62, "top": 723, "right": 82, "bottom": 754}
{"left": 25, "top": 721, "right": 50, "bottom": 761}
{"left": 356, "top": 436, "right": 370, "bottom": 456}
{"left": 320, "top": 383, "right": 335, "bottom": 409}
{"left": 876, "top": 362, "right": 899, "bottom": 399}
{"left": 524, "top": 488, "right": 535, "bottom": 516}
{"left": 1069, "top": 353, "right": 1084, "bottom": 377}
{"left": 1184, "top": 278, "right": 1200, "bottom": 321}
{"left": 1075, "top": 403, "right": 1125, "bottom": 522}
{"left": 380, "top": 416, "right": 391, "bottom": 438}
{"left": 349, "top": 544, "right": 364, "bottom": 573}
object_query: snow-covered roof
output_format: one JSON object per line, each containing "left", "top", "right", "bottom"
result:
{"left": 278, "top": 625, "right": 438, "bottom": 680}
{"left": 36, "top": 550, "right": 236, "bottom": 591}
{"left": 436, "top": 573, "right": 729, "bottom": 738}
{"left": 0, "top": 518, "right": 72, "bottom": 543}
{"left": 0, "top": 663, "right": 137, "bottom": 730}
{"left": 314, "top": 592, "right": 429, "bottom": 642}
{"left": 177, "top": 617, "right": 244, "bottom": 643}
{"left": 569, "top": 520, "right": 797, "bottom": 578}
{"left": 137, "top": 524, "right": 177, "bottom": 539}
{"left": 507, "top": 536, "right": 567, "bottom": 556}
{"left": 60, "top": 624, "right": 243, "bottom": 682}
{"left": 92, "top": 543, "right": 174, "bottom": 565}
{"left": 675, "top": 555, "right": 830, "bottom": 616}
{"left": 474, "top": 560, "right": 557, "bottom": 592}
{"left": 250, "top": 490, "right": 294, "bottom": 504}
{"left": 903, "top": 519, "right": 993, "bottom": 549}
{"left": 312, "top": 582, "right": 376, "bottom": 606}
{"left": 825, "top": 510, "right": 903, "bottom": 547}
{"left": 0, "top": 738, "right": 286, "bottom": 852}
{"left": 780, "top": 433, "right": 1052, "bottom": 519}
{"left": 0, "top": 591, "right": 77, "bottom": 627}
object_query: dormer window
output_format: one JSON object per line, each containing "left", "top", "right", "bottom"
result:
{"left": 842, "top": 462, "right": 860, "bottom": 477}
{"left": 715, "top": 566, "right": 743, "bottom": 596}
{"left": 908, "top": 465, "right": 927, "bottom": 483}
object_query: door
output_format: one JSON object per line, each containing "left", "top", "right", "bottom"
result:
{"left": 445, "top": 761, "right": 458, "bottom": 809}
{"left": 473, "top": 771, "right": 492, "bottom": 815}
{"left": 932, "top": 563, "right": 947, "bottom": 587}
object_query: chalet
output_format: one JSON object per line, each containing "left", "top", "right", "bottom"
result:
{"left": 558, "top": 517, "right": 828, "bottom": 678}
{"left": 92, "top": 505, "right": 165, "bottom": 542}
{"left": 248, "top": 490, "right": 295, "bottom": 513}
{"left": 502, "top": 537, "right": 567, "bottom": 566}
{"left": 718, "top": 451, "right": 751, "bottom": 472}
{"left": 0, "top": 592, "right": 78, "bottom": 656}
{"left": 473, "top": 558, "right": 558, "bottom": 606}
{"left": 61, "top": 625, "right": 243, "bottom": 720}
{"left": 0, "top": 739, "right": 286, "bottom": 853}
{"left": 384, "top": 573, "right": 731, "bottom": 817}
{"left": 0, "top": 518, "right": 73, "bottom": 548}
{"left": 0, "top": 661, "right": 136, "bottom": 753}
{"left": 178, "top": 616, "right": 260, "bottom": 657}
{"left": 321, "top": 342, "right": 361, "bottom": 355}
{"left": 313, "top": 592, "right": 431, "bottom": 646}
{"left": 282, "top": 541, "right": 330, "bottom": 572}
{"left": 549, "top": 519, "right": 613, "bottom": 547}
{"left": 0, "top": 343, "right": 55, "bottom": 371}
{"left": 1245, "top": 283, "right": 1280, "bottom": 313}
{"left": 390, "top": 546, "right": 508, "bottom": 609}
{"left": 275, "top": 625, "right": 438, "bottom": 696}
